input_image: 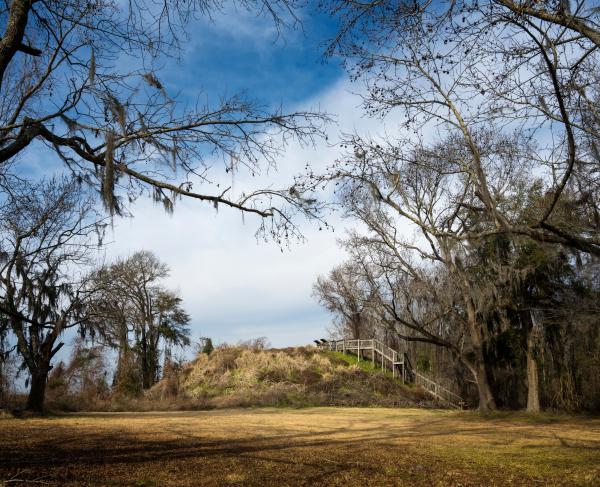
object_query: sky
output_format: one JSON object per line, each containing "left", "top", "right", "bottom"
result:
{"left": 9, "top": 2, "right": 412, "bottom": 357}
{"left": 98, "top": 6, "right": 365, "bottom": 350}
{"left": 7, "top": 2, "right": 414, "bottom": 358}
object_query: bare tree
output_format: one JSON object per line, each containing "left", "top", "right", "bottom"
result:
{"left": 88, "top": 251, "right": 190, "bottom": 391}
{"left": 308, "top": 131, "right": 559, "bottom": 410}
{"left": 322, "top": 0, "right": 600, "bottom": 254}
{"left": 46, "top": 336, "right": 109, "bottom": 408}
{"left": 0, "top": 0, "right": 330, "bottom": 239}
{"left": 0, "top": 178, "right": 103, "bottom": 411}
{"left": 313, "top": 262, "right": 377, "bottom": 340}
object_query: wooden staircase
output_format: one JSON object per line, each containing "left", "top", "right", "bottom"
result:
{"left": 317, "top": 338, "right": 465, "bottom": 409}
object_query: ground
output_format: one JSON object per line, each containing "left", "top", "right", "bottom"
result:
{"left": 1, "top": 408, "right": 599, "bottom": 486}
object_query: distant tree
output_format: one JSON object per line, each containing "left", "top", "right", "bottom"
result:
{"left": 46, "top": 337, "right": 109, "bottom": 408}
{"left": 0, "top": 178, "right": 103, "bottom": 411}
{"left": 85, "top": 263, "right": 134, "bottom": 393}
{"left": 0, "top": 0, "right": 329, "bottom": 240}
{"left": 313, "top": 262, "right": 377, "bottom": 340}
{"left": 157, "top": 290, "right": 191, "bottom": 368}
{"left": 88, "top": 251, "right": 190, "bottom": 390}
{"left": 236, "top": 337, "right": 271, "bottom": 350}
{"left": 201, "top": 338, "right": 214, "bottom": 355}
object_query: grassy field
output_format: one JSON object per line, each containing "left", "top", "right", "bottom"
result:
{"left": 1, "top": 408, "right": 599, "bottom": 486}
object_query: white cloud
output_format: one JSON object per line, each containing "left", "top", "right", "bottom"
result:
{"left": 105, "top": 76, "right": 415, "bottom": 349}
{"left": 104, "top": 79, "right": 357, "bottom": 348}
{"left": 107, "top": 196, "right": 346, "bottom": 347}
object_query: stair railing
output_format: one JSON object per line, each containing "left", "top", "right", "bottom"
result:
{"left": 319, "top": 337, "right": 465, "bottom": 408}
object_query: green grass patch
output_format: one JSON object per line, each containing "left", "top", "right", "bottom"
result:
{"left": 323, "top": 350, "right": 398, "bottom": 380}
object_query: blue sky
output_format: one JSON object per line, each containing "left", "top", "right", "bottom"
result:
{"left": 103, "top": 5, "right": 353, "bottom": 351}
{"left": 162, "top": 8, "right": 342, "bottom": 107}
{"left": 10, "top": 3, "right": 412, "bottom": 358}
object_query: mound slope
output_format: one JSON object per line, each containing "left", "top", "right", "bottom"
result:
{"left": 148, "top": 346, "right": 441, "bottom": 409}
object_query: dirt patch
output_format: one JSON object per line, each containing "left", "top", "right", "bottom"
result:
{"left": 0, "top": 408, "right": 598, "bottom": 486}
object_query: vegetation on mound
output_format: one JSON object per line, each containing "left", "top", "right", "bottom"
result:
{"left": 140, "top": 347, "right": 439, "bottom": 410}
{"left": 325, "top": 350, "right": 397, "bottom": 377}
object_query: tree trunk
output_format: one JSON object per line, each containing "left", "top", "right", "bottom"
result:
{"left": 18, "top": 326, "right": 58, "bottom": 413}
{"left": 0, "top": 0, "right": 33, "bottom": 87}
{"left": 464, "top": 306, "right": 497, "bottom": 412}
{"left": 462, "top": 354, "right": 497, "bottom": 411}
{"left": 115, "top": 320, "right": 130, "bottom": 387}
{"left": 0, "top": 359, "right": 6, "bottom": 402}
{"left": 350, "top": 314, "right": 361, "bottom": 340}
{"left": 26, "top": 367, "right": 49, "bottom": 412}
{"left": 141, "top": 361, "right": 151, "bottom": 389}
{"left": 140, "top": 324, "right": 151, "bottom": 389}
{"left": 474, "top": 360, "right": 497, "bottom": 412}
{"left": 148, "top": 332, "right": 160, "bottom": 386}
{"left": 526, "top": 312, "right": 542, "bottom": 412}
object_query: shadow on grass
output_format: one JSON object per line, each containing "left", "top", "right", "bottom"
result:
{"left": 2, "top": 417, "right": 598, "bottom": 467}
{"left": 1, "top": 411, "right": 599, "bottom": 486}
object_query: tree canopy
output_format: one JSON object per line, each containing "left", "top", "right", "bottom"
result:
{"left": 0, "top": 0, "right": 329, "bottom": 239}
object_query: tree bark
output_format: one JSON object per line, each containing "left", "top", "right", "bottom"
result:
{"left": 526, "top": 312, "right": 542, "bottom": 412}
{"left": 115, "top": 319, "right": 129, "bottom": 387}
{"left": 474, "top": 360, "right": 497, "bottom": 412}
{"left": 464, "top": 304, "right": 497, "bottom": 412}
{"left": 0, "top": 0, "right": 32, "bottom": 87}
{"left": 461, "top": 352, "right": 497, "bottom": 412}
{"left": 25, "top": 367, "right": 49, "bottom": 412}
{"left": 140, "top": 323, "right": 151, "bottom": 389}
{"left": 0, "top": 359, "right": 6, "bottom": 401}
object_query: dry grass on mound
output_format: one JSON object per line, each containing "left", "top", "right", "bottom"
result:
{"left": 36, "top": 347, "right": 441, "bottom": 412}
{"left": 140, "top": 346, "right": 438, "bottom": 410}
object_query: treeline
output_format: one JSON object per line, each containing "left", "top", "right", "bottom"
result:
{"left": 0, "top": 179, "right": 190, "bottom": 411}
{"left": 310, "top": 1, "right": 600, "bottom": 412}
{"left": 2, "top": 0, "right": 600, "bottom": 415}
{"left": 314, "top": 233, "right": 600, "bottom": 412}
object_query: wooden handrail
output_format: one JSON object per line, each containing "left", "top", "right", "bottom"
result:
{"left": 318, "top": 337, "right": 465, "bottom": 408}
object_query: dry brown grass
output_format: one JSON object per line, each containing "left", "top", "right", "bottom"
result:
{"left": 1, "top": 408, "right": 598, "bottom": 486}
{"left": 136, "top": 347, "right": 438, "bottom": 410}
